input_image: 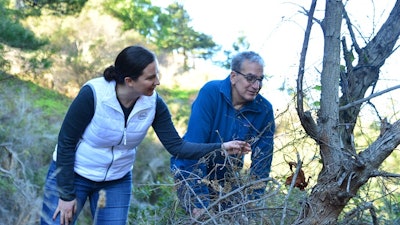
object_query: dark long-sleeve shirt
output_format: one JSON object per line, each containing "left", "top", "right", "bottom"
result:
{"left": 56, "top": 85, "right": 222, "bottom": 200}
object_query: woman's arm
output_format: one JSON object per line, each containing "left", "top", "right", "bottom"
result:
{"left": 56, "top": 85, "right": 94, "bottom": 200}
{"left": 152, "top": 95, "right": 249, "bottom": 159}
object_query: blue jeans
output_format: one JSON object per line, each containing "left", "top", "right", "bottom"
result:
{"left": 40, "top": 161, "right": 132, "bottom": 225}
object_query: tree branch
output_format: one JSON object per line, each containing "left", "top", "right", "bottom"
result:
{"left": 280, "top": 152, "right": 302, "bottom": 225}
{"left": 341, "top": 2, "right": 362, "bottom": 54}
{"left": 360, "top": 120, "right": 400, "bottom": 169}
{"left": 340, "top": 201, "right": 378, "bottom": 225}
{"left": 363, "top": 0, "right": 400, "bottom": 68}
{"left": 370, "top": 170, "right": 400, "bottom": 178}
{"left": 339, "top": 84, "right": 400, "bottom": 111}
{"left": 296, "top": 0, "right": 318, "bottom": 140}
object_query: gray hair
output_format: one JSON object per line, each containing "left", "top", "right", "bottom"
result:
{"left": 231, "top": 51, "right": 265, "bottom": 72}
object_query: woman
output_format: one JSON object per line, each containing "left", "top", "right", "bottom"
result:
{"left": 40, "top": 45, "right": 250, "bottom": 225}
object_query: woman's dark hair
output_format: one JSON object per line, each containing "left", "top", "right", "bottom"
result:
{"left": 103, "top": 45, "right": 156, "bottom": 84}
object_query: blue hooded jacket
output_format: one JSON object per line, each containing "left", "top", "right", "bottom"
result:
{"left": 171, "top": 76, "right": 275, "bottom": 208}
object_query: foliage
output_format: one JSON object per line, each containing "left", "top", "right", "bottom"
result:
{"left": 0, "top": 73, "right": 72, "bottom": 225}
{"left": 157, "top": 87, "right": 198, "bottom": 129}
{"left": 0, "top": 0, "right": 47, "bottom": 49}
{"left": 103, "top": 0, "right": 219, "bottom": 69}
{"left": 24, "top": 0, "right": 88, "bottom": 15}
{"left": 128, "top": 177, "right": 180, "bottom": 224}
{"left": 0, "top": 44, "right": 11, "bottom": 74}
{"left": 103, "top": 0, "right": 161, "bottom": 38}
{"left": 0, "top": 73, "right": 70, "bottom": 173}
{"left": 0, "top": 150, "right": 41, "bottom": 225}
{"left": 159, "top": 4, "right": 218, "bottom": 57}
{"left": 215, "top": 35, "right": 251, "bottom": 70}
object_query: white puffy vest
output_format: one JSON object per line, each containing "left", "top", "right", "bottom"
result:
{"left": 54, "top": 77, "right": 157, "bottom": 181}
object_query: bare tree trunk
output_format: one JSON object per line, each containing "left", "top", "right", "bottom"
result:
{"left": 296, "top": 1, "right": 344, "bottom": 223}
{"left": 295, "top": 0, "right": 400, "bottom": 224}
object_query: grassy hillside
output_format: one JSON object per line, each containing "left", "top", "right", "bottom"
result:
{"left": 0, "top": 73, "right": 71, "bottom": 224}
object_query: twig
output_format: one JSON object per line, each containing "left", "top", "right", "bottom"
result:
{"left": 296, "top": 0, "right": 318, "bottom": 140}
{"left": 339, "top": 85, "right": 400, "bottom": 111}
{"left": 198, "top": 178, "right": 280, "bottom": 225}
{"left": 370, "top": 170, "right": 400, "bottom": 178}
{"left": 341, "top": 201, "right": 378, "bottom": 225}
{"left": 280, "top": 152, "right": 303, "bottom": 225}
{"left": 171, "top": 166, "right": 218, "bottom": 224}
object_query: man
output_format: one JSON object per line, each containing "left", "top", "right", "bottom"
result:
{"left": 170, "top": 51, "right": 275, "bottom": 217}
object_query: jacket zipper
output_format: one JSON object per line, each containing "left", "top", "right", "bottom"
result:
{"left": 103, "top": 146, "right": 115, "bottom": 181}
{"left": 105, "top": 108, "right": 128, "bottom": 180}
{"left": 123, "top": 127, "right": 127, "bottom": 145}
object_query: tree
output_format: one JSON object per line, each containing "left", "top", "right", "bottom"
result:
{"left": 215, "top": 35, "right": 250, "bottom": 70}
{"left": 160, "top": 3, "right": 219, "bottom": 69}
{"left": 295, "top": 0, "right": 400, "bottom": 224}
{"left": 104, "top": 0, "right": 219, "bottom": 69}
{"left": 22, "top": 0, "right": 88, "bottom": 14}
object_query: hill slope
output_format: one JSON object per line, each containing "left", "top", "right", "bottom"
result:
{"left": 0, "top": 73, "right": 71, "bottom": 224}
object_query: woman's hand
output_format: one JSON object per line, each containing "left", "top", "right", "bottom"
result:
{"left": 52, "top": 198, "right": 77, "bottom": 225}
{"left": 221, "top": 140, "right": 251, "bottom": 155}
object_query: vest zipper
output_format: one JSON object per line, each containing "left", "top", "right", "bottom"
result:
{"left": 123, "top": 127, "right": 127, "bottom": 145}
{"left": 103, "top": 146, "right": 115, "bottom": 181}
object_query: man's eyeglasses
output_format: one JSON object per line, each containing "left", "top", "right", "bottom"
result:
{"left": 233, "top": 70, "right": 264, "bottom": 84}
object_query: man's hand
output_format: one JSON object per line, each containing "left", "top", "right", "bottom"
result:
{"left": 192, "top": 207, "right": 205, "bottom": 218}
{"left": 221, "top": 141, "right": 251, "bottom": 155}
{"left": 52, "top": 198, "right": 77, "bottom": 225}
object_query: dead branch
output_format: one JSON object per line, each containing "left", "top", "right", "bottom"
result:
{"left": 340, "top": 201, "right": 378, "bottom": 225}
{"left": 341, "top": 2, "right": 361, "bottom": 53}
{"left": 339, "top": 84, "right": 400, "bottom": 111}
{"left": 370, "top": 170, "right": 400, "bottom": 178}
{"left": 281, "top": 152, "right": 309, "bottom": 225}
{"left": 296, "top": 0, "right": 318, "bottom": 140}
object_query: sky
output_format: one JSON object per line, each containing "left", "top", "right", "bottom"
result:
{"left": 152, "top": 0, "right": 399, "bottom": 114}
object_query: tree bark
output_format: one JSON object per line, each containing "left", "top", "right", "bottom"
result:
{"left": 295, "top": 0, "right": 400, "bottom": 224}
